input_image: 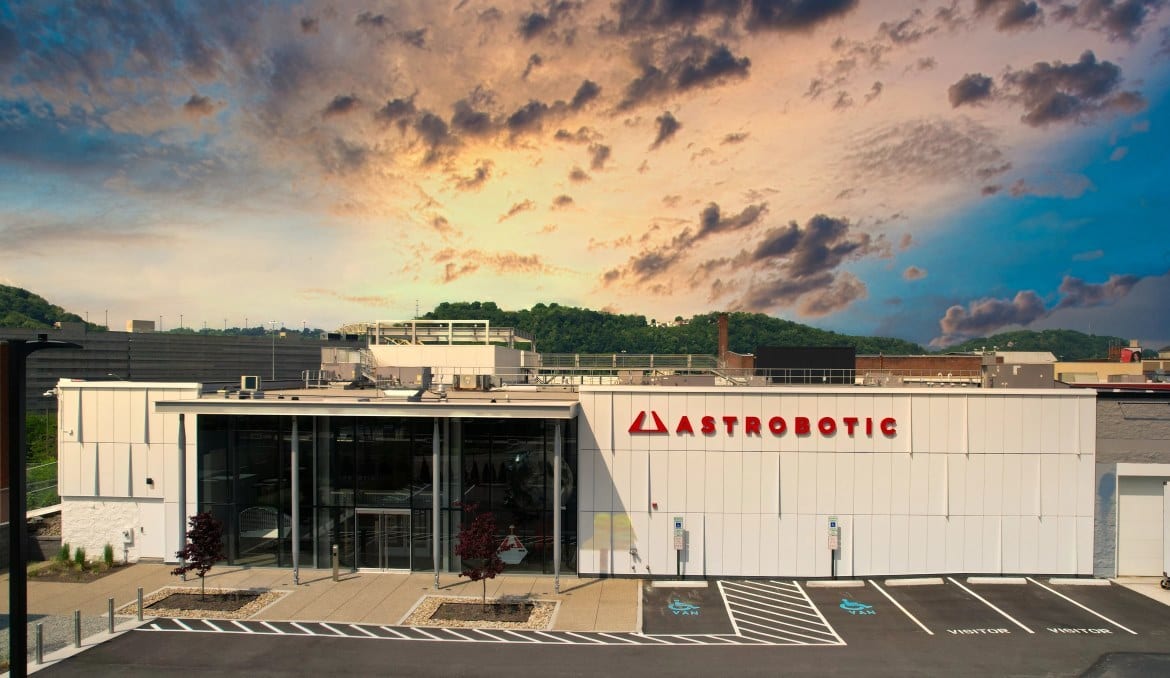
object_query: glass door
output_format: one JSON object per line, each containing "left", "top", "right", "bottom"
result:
{"left": 356, "top": 509, "right": 412, "bottom": 570}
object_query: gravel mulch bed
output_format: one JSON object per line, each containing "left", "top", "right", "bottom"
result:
{"left": 117, "top": 587, "right": 288, "bottom": 620}
{"left": 402, "top": 595, "right": 557, "bottom": 630}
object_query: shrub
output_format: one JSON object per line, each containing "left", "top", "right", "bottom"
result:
{"left": 103, "top": 543, "right": 115, "bottom": 567}
{"left": 73, "top": 546, "right": 86, "bottom": 568}
{"left": 55, "top": 543, "right": 71, "bottom": 564}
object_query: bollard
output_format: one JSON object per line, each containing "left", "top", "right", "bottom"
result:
{"left": 138, "top": 587, "right": 144, "bottom": 621}
{"left": 332, "top": 544, "right": 339, "bottom": 582}
{"left": 109, "top": 597, "right": 115, "bottom": 633}
{"left": 74, "top": 609, "right": 81, "bottom": 648}
{"left": 35, "top": 623, "right": 44, "bottom": 665}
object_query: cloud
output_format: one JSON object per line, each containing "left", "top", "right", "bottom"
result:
{"left": 1052, "top": 0, "right": 1166, "bottom": 42}
{"left": 299, "top": 289, "right": 395, "bottom": 307}
{"left": 0, "top": 23, "right": 20, "bottom": 65}
{"left": 522, "top": 53, "right": 543, "bottom": 80}
{"left": 878, "top": 8, "right": 937, "bottom": 44}
{"left": 433, "top": 247, "right": 550, "bottom": 282}
{"left": 864, "top": 81, "right": 883, "bottom": 103}
{"left": 1072, "top": 249, "right": 1104, "bottom": 261}
{"left": 1110, "top": 146, "right": 1128, "bottom": 161}
{"left": 933, "top": 273, "right": 1148, "bottom": 344}
{"left": 499, "top": 200, "right": 536, "bottom": 222}
{"left": 1002, "top": 50, "right": 1145, "bottom": 126}
{"left": 608, "top": 201, "right": 768, "bottom": 283}
{"left": 453, "top": 160, "right": 492, "bottom": 191}
{"left": 414, "top": 111, "right": 453, "bottom": 164}
{"left": 430, "top": 215, "right": 457, "bottom": 237}
{"left": 551, "top": 194, "right": 574, "bottom": 208}
{"left": 1008, "top": 173, "right": 1094, "bottom": 198}
{"left": 722, "top": 132, "right": 750, "bottom": 144}
{"left": 375, "top": 96, "right": 417, "bottom": 129}
{"left": 315, "top": 137, "right": 368, "bottom": 174}
{"left": 570, "top": 80, "right": 601, "bottom": 109}
{"left": 651, "top": 111, "right": 681, "bottom": 148}
{"left": 903, "top": 265, "right": 927, "bottom": 280}
{"left": 948, "top": 74, "right": 994, "bottom": 107}
{"left": 751, "top": 213, "right": 872, "bottom": 277}
{"left": 355, "top": 12, "right": 389, "bottom": 29}
{"left": 182, "top": 94, "right": 217, "bottom": 118}
{"left": 614, "top": 0, "right": 858, "bottom": 34}
{"left": 846, "top": 117, "right": 1005, "bottom": 185}
{"left": 975, "top": 0, "right": 1044, "bottom": 32}
{"left": 588, "top": 143, "right": 611, "bottom": 170}
{"left": 569, "top": 166, "right": 590, "bottom": 182}
{"left": 299, "top": 16, "right": 318, "bottom": 34}
{"left": 451, "top": 99, "right": 494, "bottom": 137}
{"left": 323, "top": 94, "right": 360, "bottom": 118}
{"left": 618, "top": 37, "right": 751, "bottom": 110}
{"left": 745, "top": 0, "right": 860, "bottom": 33}
{"left": 934, "top": 290, "right": 1048, "bottom": 345}
{"left": 1055, "top": 273, "right": 1140, "bottom": 309}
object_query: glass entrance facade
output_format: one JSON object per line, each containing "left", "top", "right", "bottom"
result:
{"left": 196, "top": 414, "right": 577, "bottom": 574}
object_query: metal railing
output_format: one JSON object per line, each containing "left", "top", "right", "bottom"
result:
{"left": 28, "top": 460, "right": 59, "bottom": 511}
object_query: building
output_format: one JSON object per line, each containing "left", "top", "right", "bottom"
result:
{"left": 58, "top": 319, "right": 1153, "bottom": 582}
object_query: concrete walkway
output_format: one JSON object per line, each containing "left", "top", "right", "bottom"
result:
{"left": 2, "top": 563, "right": 638, "bottom": 631}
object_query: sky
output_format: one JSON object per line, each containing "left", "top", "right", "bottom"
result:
{"left": 1, "top": 1, "right": 1169, "bottom": 350}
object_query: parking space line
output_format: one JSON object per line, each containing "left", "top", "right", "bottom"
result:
{"left": 868, "top": 580, "right": 933, "bottom": 635}
{"left": 318, "top": 622, "right": 347, "bottom": 637}
{"left": 599, "top": 632, "right": 640, "bottom": 644}
{"left": 378, "top": 625, "right": 412, "bottom": 639}
{"left": 412, "top": 628, "right": 445, "bottom": 641}
{"left": 565, "top": 632, "right": 605, "bottom": 644}
{"left": 349, "top": 624, "right": 379, "bottom": 638}
{"left": 231, "top": 620, "right": 254, "bottom": 633}
{"left": 535, "top": 631, "right": 572, "bottom": 643}
{"left": 794, "top": 582, "right": 845, "bottom": 645}
{"left": 1025, "top": 577, "right": 1138, "bottom": 635}
{"left": 731, "top": 608, "right": 837, "bottom": 638}
{"left": 260, "top": 622, "right": 285, "bottom": 634}
{"left": 947, "top": 577, "right": 1033, "bottom": 634}
{"left": 503, "top": 630, "right": 539, "bottom": 642}
{"left": 735, "top": 620, "right": 829, "bottom": 644}
{"left": 733, "top": 582, "right": 810, "bottom": 604}
{"left": 723, "top": 590, "right": 824, "bottom": 619}
{"left": 201, "top": 619, "right": 222, "bottom": 632}
{"left": 717, "top": 581, "right": 744, "bottom": 636}
{"left": 290, "top": 622, "right": 315, "bottom": 635}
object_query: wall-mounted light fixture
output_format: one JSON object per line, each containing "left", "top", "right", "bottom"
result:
{"left": 145, "top": 477, "right": 154, "bottom": 487}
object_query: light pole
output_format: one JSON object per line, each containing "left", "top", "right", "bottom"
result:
{"left": 269, "top": 321, "right": 279, "bottom": 380}
{"left": 3, "top": 336, "right": 81, "bottom": 678}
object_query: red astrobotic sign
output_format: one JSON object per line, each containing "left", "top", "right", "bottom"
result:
{"left": 629, "top": 410, "right": 898, "bottom": 438}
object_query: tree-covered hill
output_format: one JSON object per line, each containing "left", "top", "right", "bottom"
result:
{"left": 422, "top": 302, "right": 928, "bottom": 355}
{"left": 0, "top": 284, "right": 94, "bottom": 329}
{"left": 942, "top": 329, "right": 1129, "bottom": 361}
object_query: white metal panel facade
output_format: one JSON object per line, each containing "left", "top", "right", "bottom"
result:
{"left": 578, "top": 386, "right": 1096, "bottom": 577}
{"left": 56, "top": 381, "right": 201, "bottom": 561}
{"left": 1117, "top": 476, "right": 1168, "bottom": 576}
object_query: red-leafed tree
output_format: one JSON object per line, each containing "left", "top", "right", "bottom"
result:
{"left": 172, "top": 512, "right": 225, "bottom": 599}
{"left": 454, "top": 503, "right": 511, "bottom": 610}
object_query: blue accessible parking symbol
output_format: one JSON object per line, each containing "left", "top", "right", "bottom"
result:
{"left": 840, "top": 599, "right": 875, "bottom": 616}
{"left": 668, "top": 599, "right": 701, "bottom": 616}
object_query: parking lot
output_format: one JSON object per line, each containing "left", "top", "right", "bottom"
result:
{"left": 640, "top": 576, "right": 1170, "bottom": 650}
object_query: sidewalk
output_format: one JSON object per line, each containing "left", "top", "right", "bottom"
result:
{"left": 1, "top": 563, "right": 639, "bottom": 631}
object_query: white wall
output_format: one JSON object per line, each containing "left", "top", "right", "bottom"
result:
{"left": 577, "top": 386, "right": 1097, "bottom": 578}
{"left": 57, "top": 380, "right": 200, "bottom": 562}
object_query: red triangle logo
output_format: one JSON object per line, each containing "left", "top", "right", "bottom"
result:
{"left": 629, "top": 410, "right": 668, "bottom": 434}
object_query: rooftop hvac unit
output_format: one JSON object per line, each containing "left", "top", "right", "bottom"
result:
{"left": 457, "top": 374, "right": 478, "bottom": 390}
{"left": 241, "top": 375, "right": 262, "bottom": 392}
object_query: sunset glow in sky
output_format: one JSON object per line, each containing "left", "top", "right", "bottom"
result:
{"left": 2, "top": 1, "right": 1169, "bottom": 348}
